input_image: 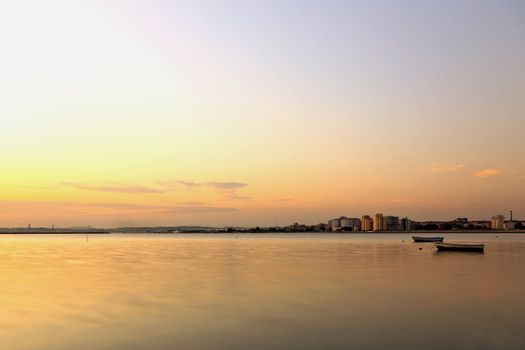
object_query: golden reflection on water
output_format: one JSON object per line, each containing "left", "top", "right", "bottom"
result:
{"left": 1, "top": 234, "right": 525, "bottom": 349}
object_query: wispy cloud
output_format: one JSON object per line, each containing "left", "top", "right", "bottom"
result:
{"left": 86, "top": 202, "right": 239, "bottom": 213}
{"left": 62, "top": 182, "right": 166, "bottom": 194}
{"left": 473, "top": 168, "right": 500, "bottom": 178}
{"left": 206, "top": 181, "right": 248, "bottom": 190}
{"left": 179, "top": 201, "right": 205, "bottom": 206}
{"left": 61, "top": 179, "right": 250, "bottom": 200}
{"left": 175, "top": 180, "right": 247, "bottom": 190}
{"left": 0, "top": 200, "right": 238, "bottom": 214}
{"left": 175, "top": 180, "right": 200, "bottom": 189}
{"left": 174, "top": 180, "right": 250, "bottom": 200}
{"left": 425, "top": 162, "right": 466, "bottom": 173}
{"left": 224, "top": 193, "right": 251, "bottom": 200}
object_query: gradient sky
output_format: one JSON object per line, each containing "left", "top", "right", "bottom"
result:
{"left": 1, "top": 0, "right": 524, "bottom": 227}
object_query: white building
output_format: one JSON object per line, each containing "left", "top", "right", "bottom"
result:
{"left": 341, "top": 217, "right": 361, "bottom": 231}
{"left": 504, "top": 221, "right": 516, "bottom": 230}
{"left": 328, "top": 218, "right": 340, "bottom": 231}
{"left": 491, "top": 215, "right": 505, "bottom": 230}
{"left": 329, "top": 216, "right": 361, "bottom": 231}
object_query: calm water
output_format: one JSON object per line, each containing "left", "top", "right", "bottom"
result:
{"left": 1, "top": 233, "right": 524, "bottom": 349}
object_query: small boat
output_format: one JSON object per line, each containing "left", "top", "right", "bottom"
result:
{"left": 412, "top": 236, "right": 444, "bottom": 243}
{"left": 434, "top": 242, "right": 484, "bottom": 252}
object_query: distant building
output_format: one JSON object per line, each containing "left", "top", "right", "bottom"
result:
{"left": 340, "top": 217, "right": 361, "bottom": 231}
{"left": 329, "top": 216, "right": 361, "bottom": 231}
{"left": 361, "top": 215, "right": 373, "bottom": 231}
{"left": 504, "top": 221, "right": 516, "bottom": 230}
{"left": 491, "top": 215, "right": 505, "bottom": 230}
{"left": 401, "top": 217, "right": 412, "bottom": 231}
{"left": 383, "top": 216, "right": 400, "bottom": 231}
{"left": 339, "top": 216, "right": 351, "bottom": 228}
{"left": 373, "top": 213, "right": 384, "bottom": 231}
{"left": 328, "top": 218, "right": 340, "bottom": 231}
{"left": 505, "top": 210, "right": 517, "bottom": 230}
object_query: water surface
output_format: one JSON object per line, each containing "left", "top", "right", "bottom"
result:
{"left": 1, "top": 233, "right": 524, "bottom": 349}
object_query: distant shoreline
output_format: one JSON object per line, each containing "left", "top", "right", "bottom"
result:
{"left": 1, "top": 230, "right": 524, "bottom": 235}
{"left": 0, "top": 232, "right": 110, "bottom": 235}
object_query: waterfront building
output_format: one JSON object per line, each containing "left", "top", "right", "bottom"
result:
{"left": 361, "top": 215, "right": 373, "bottom": 231}
{"left": 351, "top": 218, "right": 361, "bottom": 229}
{"left": 383, "top": 216, "right": 400, "bottom": 231}
{"left": 401, "top": 217, "right": 412, "bottom": 231}
{"left": 339, "top": 216, "right": 351, "bottom": 228}
{"left": 329, "top": 216, "right": 361, "bottom": 231}
{"left": 491, "top": 215, "right": 505, "bottom": 230}
{"left": 504, "top": 221, "right": 516, "bottom": 230}
{"left": 340, "top": 217, "right": 361, "bottom": 231}
{"left": 328, "top": 218, "right": 340, "bottom": 231}
{"left": 373, "top": 213, "right": 384, "bottom": 231}
{"left": 505, "top": 210, "right": 517, "bottom": 230}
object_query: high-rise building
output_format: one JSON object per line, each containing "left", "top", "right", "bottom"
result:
{"left": 491, "top": 215, "right": 505, "bottom": 230}
{"left": 373, "top": 213, "right": 384, "bottom": 231}
{"left": 361, "top": 215, "right": 373, "bottom": 231}
{"left": 328, "top": 218, "right": 340, "bottom": 231}
{"left": 401, "top": 217, "right": 412, "bottom": 231}
{"left": 339, "top": 216, "right": 351, "bottom": 228}
{"left": 383, "top": 216, "right": 400, "bottom": 231}
{"left": 345, "top": 217, "right": 361, "bottom": 231}
{"left": 331, "top": 216, "right": 361, "bottom": 231}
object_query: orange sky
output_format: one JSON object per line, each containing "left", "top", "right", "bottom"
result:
{"left": 0, "top": 1, "right": 524, "bottom": 227}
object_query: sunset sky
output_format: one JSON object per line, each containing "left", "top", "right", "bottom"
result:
{"left": 1, "top": 0, "right": 524, "bottom": 227}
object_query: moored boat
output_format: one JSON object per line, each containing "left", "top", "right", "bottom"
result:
{"left": 412, "top": 236, "right": 444, "bottom": 243}
{"left": 434, "top": 242, "right": 484, "bottom": 252}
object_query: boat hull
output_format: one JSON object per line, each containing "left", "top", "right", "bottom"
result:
{"left": 434, "top": 242, "right": 484, "bottom": 252}
{"left": 412, "top": 236, "right": 444, "bottom": 243}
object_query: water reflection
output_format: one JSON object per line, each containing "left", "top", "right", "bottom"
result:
{"left": 0, "top": 233, "right": 524, "bottom": 349}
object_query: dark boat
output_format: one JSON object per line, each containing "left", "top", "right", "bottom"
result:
{"left": 412, "top": 236, "right": 444, "bottom": 243}
{"left": 434, "top": 242, "right": 484, "bottom": 252}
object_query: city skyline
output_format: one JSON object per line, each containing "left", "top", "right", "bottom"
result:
{"left": 1, "top": 0, "right": 524, "bottom": 227}
{"left": 1, "top": 209, "right": 521, "bottom": 230}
